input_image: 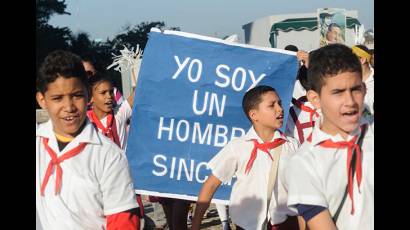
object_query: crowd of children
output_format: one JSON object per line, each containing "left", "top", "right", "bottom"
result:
{"left": 36, "top": 42, "right": 374, "bottom": 230}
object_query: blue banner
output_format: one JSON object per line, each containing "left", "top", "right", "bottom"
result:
{"left": 126, "top": 29, "right": 298, "bottom": 203}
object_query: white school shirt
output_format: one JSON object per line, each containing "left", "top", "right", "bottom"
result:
{"left": 292, "top": 79, "right": 306, "bottom": 100}
{"left": 285, "top": 100, "right": 321, "bottom": 145}
{"left": 285, "top": 117, "right": 374, "bottom": 230}
{"left": 99, "top": 100, "right": 132, "bottom": 150}
{"left": 364, "top": 66, "right": 374, "bottom": 115}
{"left": 36, "top": 120, "right": 138, "bottom": 230}
{"left": 208, "top": 127, "right": 299, "bottom": 230}
{"left": 36, "top": 207, "right": 43, "bottom": 230}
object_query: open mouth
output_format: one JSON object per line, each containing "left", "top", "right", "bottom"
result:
{"left": 342, "top": 110, "right": 358, "bottom": 116}
{"left": 276, "top": 114, "right": 284, "bottom": 120}
{"left": 105, "top": 101, "right": 113, "bottom": 107}
{"left": 62, "top": 115, "right": 79, "bottom": 124}
{"left": 341, "top": 109, "right": 360, "bottom": 122}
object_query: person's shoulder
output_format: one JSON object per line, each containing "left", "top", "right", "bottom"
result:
{"left": 119, "top": 99, "right": 131, "bottom": 110}
{"left": 289, "top": 140, "right": 315, "bottom": 161}
{"left": 286, "top": 141, "right": 317, "bottom": 175}
{"left": 36, "top": 120, "right": 52, "bottom": 138}
{"left": 224, "top": 136, "right": 250, "bottom": 151}
{"left": 36, "top": 121, "right": 46, "bottom": 132}
{"left": 114, "top": 99, "right": 132, "bottom": 117}
{"left": 89, "top": 129, "right": 124, "bottom": 158}
{"left": 283, "top": 134, "right": 300, "bottom": 150}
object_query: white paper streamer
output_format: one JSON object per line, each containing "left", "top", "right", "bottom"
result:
{"left": 107, "top": 45, "right": 143, "bottom": 87}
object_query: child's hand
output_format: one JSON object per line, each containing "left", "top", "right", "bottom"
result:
{"left": 297, "top": 51, "right": 309, "bottom": 68}
{"left": 144, "top": 195, "right": 150, "bottom": 202}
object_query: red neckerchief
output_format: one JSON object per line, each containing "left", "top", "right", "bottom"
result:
{"left": 245, "top": 137, "right": 286, "bottom": 174}
{"left": 290, "top": 97, "right": 319, "bottom": 144}
{"left": 87, "top": 110, "right": 121, "bottom": 148}
{"left": 292, "top": 97, "right": 319, "bottom": 126}
{"left": 41, "top": 137, "right": 87, "bottom": 196}
{"left": 307, "top": 125, "right": 366, "bottom": 215}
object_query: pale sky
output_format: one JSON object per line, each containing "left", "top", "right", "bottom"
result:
{"left": 49, "top": 0, "right": 374, "bottom": 43}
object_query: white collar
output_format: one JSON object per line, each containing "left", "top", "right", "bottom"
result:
{"left": 37, "top": 119, "right": 102, "bottom": 154}
{"left": 244, "top": 126, "right": 288, "bottom": 143}
{"left": 308, "top": 116, "right": 369, "bottom": 146}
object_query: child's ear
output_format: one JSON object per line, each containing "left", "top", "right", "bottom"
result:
{"left": 360, "top": 57, "right": 367, "bottom": 65}
{"left": 249, "top": 109, "right": 258, "bottom": 122}
{"left": 36, "top": 92, "right": 47, "bottom": 110}
{"left": 307, "top": 89, "right": 321, "bottom": 110}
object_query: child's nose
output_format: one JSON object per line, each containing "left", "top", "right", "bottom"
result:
{"left": 64, "top": 98, "right": 76, "bottom": 112}
{"left": 277, "top": 105, "right": 283, "bottom": 113}
{"left": 107, "top": 92, "right": 114, "bottom": 99}
{"left": 345, "top": 92, "right": 356, "bottom": 106}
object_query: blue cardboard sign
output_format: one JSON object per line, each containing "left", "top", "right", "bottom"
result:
{"left": 126, "top": 29, "right": 298, "bottom": 204}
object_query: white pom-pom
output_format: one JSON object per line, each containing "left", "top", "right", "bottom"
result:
{"left": 107, "top": 45, "right": 143, "bottom": 75}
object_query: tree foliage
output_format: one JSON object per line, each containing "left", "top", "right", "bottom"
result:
{"left": 36, "top": 0, "right": 72, "bottom": 69}
{"left": 36, "top": 1, "right": 180, "bottom": 94}
{"left": 36, "top": 0, "right": 70, "bottom": 26}
{"left": 110, "top": 21, "right": 180, "bottom": 52}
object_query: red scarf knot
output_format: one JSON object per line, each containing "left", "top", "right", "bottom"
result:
{"left": 40, "top": 137, "right": 87, "bottom": 196}
{"left": 87, "top": 110, "right": 121, "bottom": 147}
{"left": 244, "top": 138, "right": 286, "bottom": 174}
{"left": 292, "top": 98, "right": 319, "bottom": 126}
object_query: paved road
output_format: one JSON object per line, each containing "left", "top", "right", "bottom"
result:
{"left": 143, "top": 199, "right": 235, "bottom": 230}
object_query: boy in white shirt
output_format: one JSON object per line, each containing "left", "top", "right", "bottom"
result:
{"left": 85, "top": 66, "right": 146, "bottom": 224}
{"left": 192, "top": 85, "right": 300, "bottom": 230}
{"left": 286, "top": 63, "right": 320, "bottom": 144}
{"left": 285, "top": 44, "right": 374, "bottom": 230}
{"left": 36, "top": 50, "right": 140, "bottom": 229}
{"left": 86, "top": 74, "right": 135, "bottom": 150}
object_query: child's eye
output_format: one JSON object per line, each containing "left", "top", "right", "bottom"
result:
{"left": 75, "top": 94, "right": 84, "bottom": 98}
{"left": 51, "top": 97, "right": 62, "bottom": 101}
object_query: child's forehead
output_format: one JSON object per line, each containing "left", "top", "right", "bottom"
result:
{"left": 324, "top": 70, "right": 361, "bottom": 80}
{"left": 260, "top": 91, "right": 280, "bottom": 101}
{"left": 322, "top": 71, "right": 362, "bottom": 87}
{"left": 45, "top": 76, "right": 87, "bottom": 93}
{"left": 93, "top": 80, "right": 113, "bottom": 89}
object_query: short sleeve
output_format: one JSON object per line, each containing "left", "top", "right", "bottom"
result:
{"left": 115, "top": 100, "right": 132, "bottom": 125}
{"left": 285, "top": 153, "right": 328, "bottom": 209}
{"left": 208, "top": 141, "right": 238, "bottom": 183}
{"left": 100, "top": 146, "right": 138, "bottom": 215}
